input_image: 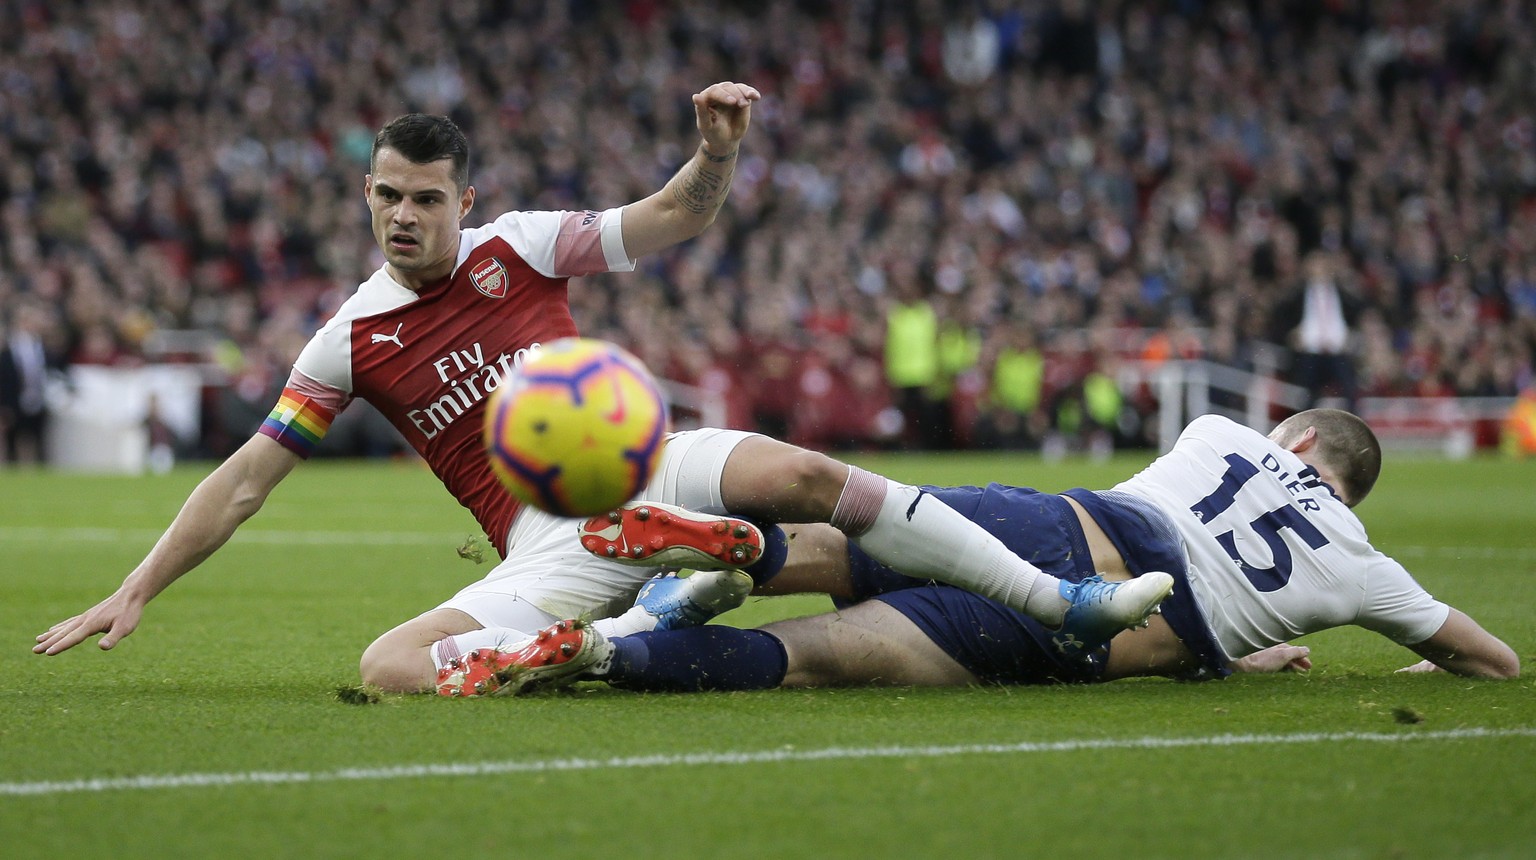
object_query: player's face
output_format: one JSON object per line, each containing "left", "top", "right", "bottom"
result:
{"left": 365, "top": 147, "right": 475, "bottom": 290}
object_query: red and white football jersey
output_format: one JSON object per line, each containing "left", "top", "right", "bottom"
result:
{"left": 259, "top": 207, "right": 635, "bottom": 556}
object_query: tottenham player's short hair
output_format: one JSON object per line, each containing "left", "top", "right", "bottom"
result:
{"left": 371, "top": 114, "right": 471, "bottom": 191}
{"left": 1272, "top": 408, "right": 1382, "bottom": 507}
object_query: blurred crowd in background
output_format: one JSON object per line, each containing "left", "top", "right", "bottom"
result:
{"left": 2, "top": 0, "right": 1535, "bottom": 465}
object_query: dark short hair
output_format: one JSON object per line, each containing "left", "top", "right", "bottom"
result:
{"left": 1272, "top": 408, "right": 1382, "bottom": 506}
{"left": 371, "top": 114, "right": 470, "bottom": 190}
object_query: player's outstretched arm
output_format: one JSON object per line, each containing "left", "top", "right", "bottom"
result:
{"left": 33, "top": 435, "right": 300, "bottom": 656}
{"left": 621, "top": 81, "right": 760, "bottom": 259}
{"left": 1229, "top": 643, "right": 1313, "bottom": 674}
{"left": 1406, "top": 608, "right": 1519, "bottom": 679}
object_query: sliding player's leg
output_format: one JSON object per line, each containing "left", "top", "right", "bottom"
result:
{"left": 362, "top": 497, "right": 752, "bottom": 696}
{"left": 359, "top": 607, "right": 491, "bottom": 693}
{"left": 728, "top": 435, "right": 1178, "bottom": 639}
{"left": 598, "top": 583, "right": 1114, "bottom": 690}
{"left": 385, "top": 569, "right": 751, "bottom": 698}
{"left": 583, "top": 430, "right": 1069, "bottom": 619}
{"left": 584, "top": 429, "right": 1172, "bottom": 647}
{"left": 486, "top": 597, "right": 978, "bottom": 694}
{"left": 749, "top": 522, "right": 857, "bottom": 598}
{"left": 494, "top": 582, "right": 1122, "bottom": 695}
{"left": 771, "top": 599, "right": 979, "bottom": 687}
{"left": 720, "top": 436, "right": 1093, "bottom": 622}
{"left": 608, "top": 430, "right": 1108, "bottom": 626}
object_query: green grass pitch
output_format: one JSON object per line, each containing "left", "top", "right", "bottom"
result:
{"left": 2, "top": 451, "right": 1534, "bottom": 858}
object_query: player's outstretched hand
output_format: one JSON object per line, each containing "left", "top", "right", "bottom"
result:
{"left": 1395, "top": 659, "right": 1445, "bottom": 674}
{"left": 1230, "top": 643, "right": 1312, "bottom": 674}
{"left": 693, "top": 81, "right": 760, "bottom": 152}
{"left": 34, "top": 591, "right": 145, "bottom": 655}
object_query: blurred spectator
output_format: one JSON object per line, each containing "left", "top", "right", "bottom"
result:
{"left": 1082, "top": 350, "right": 1127, "bottom": 452}
{"left": 975, "top": 320, "right": 1046, "bottom": 449}
{"left": 883, "top": 266, "right": 942, "bottom": 447}
{"left": 741, "top": 302, "right": 801, "bottom": 442}
{"left": 1138, "top": 310, "right": 1204, "bottom": 367}
{"left": 69, "top": 322, "right": 137, "bottom": 367}
{"left": 932, "top": 292, "right": 985, "bottom": 448}
{"left": 1275, "top": 251, "right": 1362, "bottom": 409}
{"left": 942, "top": 3, "right": 1002, "bottom": 87}
{"left": 2, "top": 1, "right": 1533, "bottom": 458}
{"left": 789, "top": 341, "right": 899, "bottom": 452}
{"left": 665, "top": 330, "right": 755, "bottom": 433}
{"left": 0, "top": 301, "right": 64, "bottom": 465}
{"left": 143, "top": 392, "right": 185, "bottom": 474}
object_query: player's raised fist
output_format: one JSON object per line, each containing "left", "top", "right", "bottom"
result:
{"left": 693, "top": 81, "right": 760, "bottom": 153}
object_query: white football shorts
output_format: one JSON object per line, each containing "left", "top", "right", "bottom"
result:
{"left": 436, "top": 427, "right": 761, "bottom": 630}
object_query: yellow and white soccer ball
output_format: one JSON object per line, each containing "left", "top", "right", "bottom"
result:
{"left": 484, "top": 337, "right": 669, "bottom": 517}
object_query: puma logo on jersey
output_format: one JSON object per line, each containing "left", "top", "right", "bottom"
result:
{"left": 371, "top": 324, "right": 405, "bottom": 348}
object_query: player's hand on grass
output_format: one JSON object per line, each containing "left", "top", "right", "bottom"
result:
{"left": 1395, "top": 659, "right": 1445, "bottom": 674}
{"left": 1230, "top": 643, "right": 1312, "bottom": 674}
{"left": 693, "top": 81, "right": 759, "bottom": 154}
{"left": 34, "top": 591, "right": 145, "bottom": 655}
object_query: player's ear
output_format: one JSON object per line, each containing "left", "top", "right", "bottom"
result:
{"left": 459, "top": 185, "right": 475, "bottom": 220}
{"left": 1287, "top": 426, "right": 1318, "bottom": 454}
{"left": 364, "top": 174, "right": 374, "bottom": 204}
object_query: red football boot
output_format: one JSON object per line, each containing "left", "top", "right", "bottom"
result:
{"left": 579, "top": 501, "right": 764, "bottom": 569}
{"left": 435, "top": 619, "right": 597, "bottom": 697}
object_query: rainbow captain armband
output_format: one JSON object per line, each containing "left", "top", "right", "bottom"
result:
{"left": 259, "top": 389, "right": 335, "bottom": 458}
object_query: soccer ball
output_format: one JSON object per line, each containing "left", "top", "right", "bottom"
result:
{"left": 484, "top": 337, "right": 669, "bottom": 517}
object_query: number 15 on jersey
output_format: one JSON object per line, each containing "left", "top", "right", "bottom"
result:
{"left": 1190, "top": 454, "right": 1332, "bottom": 592}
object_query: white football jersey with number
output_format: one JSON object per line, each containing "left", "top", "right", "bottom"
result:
{"left": 1114, "top": 415, "right": 1449, "bottom": 661}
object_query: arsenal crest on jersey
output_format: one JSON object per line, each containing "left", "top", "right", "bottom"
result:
{"left": 470, "top": 257, "right": 509, "bottom": 299}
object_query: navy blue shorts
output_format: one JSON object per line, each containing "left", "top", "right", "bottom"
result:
{"left": 1063, "top": 489, "right": 1228, "bottom": 679}
{"left": 847, "top": 484, "right": 1227, "bottom": 685}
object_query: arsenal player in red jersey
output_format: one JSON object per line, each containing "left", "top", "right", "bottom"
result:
{"left": 37, "top": 81, "right": 1171, "bottom": 695}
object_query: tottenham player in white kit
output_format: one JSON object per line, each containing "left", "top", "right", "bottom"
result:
{"left": 35, "top": 81, "right": 1173, "bottom": 695}
{"left": 493, "top": 409, "right": 1517, "bottom": 694}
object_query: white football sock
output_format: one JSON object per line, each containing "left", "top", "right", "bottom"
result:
{"left": 842, "top": 475, "right": 1072, "bottom": 626}
{"left": 431, "top": 626, "right": 536, "bottom": 672}
{"left": 592, "top": 607, "right": 655, "bottom": 639}
{"left": 429, "top": 608, "right": 658, "bottom": 675}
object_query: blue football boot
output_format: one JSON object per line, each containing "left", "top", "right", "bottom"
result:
{"left": 1050, "top": 572, "right": 1175, "bottom": 656}
{"left": 636, "top": 569, "right": 752, "bottom": 631}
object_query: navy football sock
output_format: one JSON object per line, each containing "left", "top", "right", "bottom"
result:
{"left": 605, "top": 627, "right": 788, "bottom": 692}
{"left": 741, "top": 519, "right": 789, "bottom": 586}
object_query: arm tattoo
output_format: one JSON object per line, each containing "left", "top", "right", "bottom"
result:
{"left": 672, "top": 161, "right": 735, "bottom": 215}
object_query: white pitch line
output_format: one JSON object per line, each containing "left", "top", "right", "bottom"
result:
{"left": 3, "top": 727, "right": 1532, "bottom": 798}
